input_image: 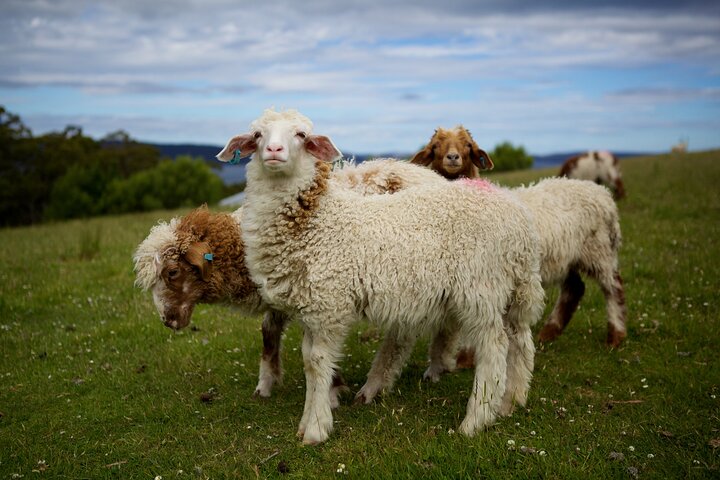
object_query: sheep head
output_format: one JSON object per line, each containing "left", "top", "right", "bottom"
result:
{"left": 410, "top": 126, "right": 493, "bottom": 180}
{"left": 216, "top": 109, "right": 342, "bottom": 176}
{"left": 134, "top": 208, "right": 219, "bottom": 330}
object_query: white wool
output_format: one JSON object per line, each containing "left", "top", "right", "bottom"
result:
{"left": 250, "top": 108, "right": 313, "bottom": 134}
{"left": 133, "top": 218, "right": 179, "bottom": 291}
{"left": 514, "top": 177, "right": 620, "bottom": 284}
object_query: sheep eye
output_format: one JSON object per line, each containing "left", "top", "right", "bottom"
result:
{"left": 167, "top": 269, "right": 179, "bottom": 280}
{"left": 296, "top": 131, "right": 307, "bottom": 139}
{"left": 253, "top": 131, "right": 262, "bottom": 139}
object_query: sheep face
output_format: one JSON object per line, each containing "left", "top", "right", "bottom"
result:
{"left": 410, "top": 127, "right": 493, "bottom": 179}
{"left": 217, "top": 109, "right": 342, "bottom": 175}
{"left": 149, "top": 242, "right": 213, "bottom": 330}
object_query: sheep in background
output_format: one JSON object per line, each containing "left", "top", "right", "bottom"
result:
{"left": 671, "top": 138, "right": 688, "bottom": 154}
{"left": 217, "top": 108, "right": 544, "bottom": 444}
{"left": 410, "top": 126, "right": 494, "bottom": 178}
{"left": 559, "top": 150, "right": 626, "bottom": 199}
{"left": 412, "top": 129, "right": 627, "bottom": 349}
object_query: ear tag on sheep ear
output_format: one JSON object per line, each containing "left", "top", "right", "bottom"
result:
{"left": 230, "top": 149, "right": 243, "bottom": 165}
{"left": 204, "top": 253, "right": 214, "bottom": 262}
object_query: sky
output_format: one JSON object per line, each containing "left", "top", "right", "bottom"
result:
{"left": 1, "top": 0, "right": 719, "bottom": 155}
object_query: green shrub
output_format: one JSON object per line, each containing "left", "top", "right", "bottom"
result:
{"left": 490, "top": 141, "right": 534, "bottom": 172}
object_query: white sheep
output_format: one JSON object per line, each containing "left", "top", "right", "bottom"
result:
{"left": 559, "top": 150, "right": 626, "bottom": 199}
{"left": 217, "top": 109, "right": 545, "bottom": 444}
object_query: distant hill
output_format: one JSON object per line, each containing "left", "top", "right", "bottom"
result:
{"left": 147, "top": 142, "right": 654, "bottom": 185}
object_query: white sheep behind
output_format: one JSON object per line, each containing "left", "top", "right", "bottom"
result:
{"left": 559, "top": 150, "right": 626, "bottom": 199}
{"left": 515, "top": 178, "right": 627, "bottom": 345}
{"left": 217, "top": 109, "right": 545, "bottom": 444}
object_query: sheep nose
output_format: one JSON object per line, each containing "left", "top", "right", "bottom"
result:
{"left": 446, "top": 153, "right": 460, "bottom": 161}
{"left": 266, "top": 144, "right": 284, "bottom": 153}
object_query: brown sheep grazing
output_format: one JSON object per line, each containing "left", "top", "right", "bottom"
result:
{"left": 133, "top": 206, "right": 300, "bottom": 398}
{"left": 410, "top": 126, "right": 494, "bottom": 179}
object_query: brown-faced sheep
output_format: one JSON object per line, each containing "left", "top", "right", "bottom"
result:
{"left": 410, "top": 126, "right": 494, "bottom": 178}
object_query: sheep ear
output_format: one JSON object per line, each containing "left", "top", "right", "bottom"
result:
{"left": 184, "top": 242, "right": 212, "bottom": 282}
{"left": 469, "top": 145, "right": 494, "bottom": 171}
{"left": 305, "top": 135, "right": 342, "bottom": 163}
{"left": 410, "top": 143, "right": 434, "bottom": 166}
{"left": 216, "top": 134, "right": 256, "bottom": 162}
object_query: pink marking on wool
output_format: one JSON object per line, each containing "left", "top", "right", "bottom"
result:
{"left": 457, "top": 178, "right": 498, "bottom": 192}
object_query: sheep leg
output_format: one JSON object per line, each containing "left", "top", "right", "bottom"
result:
{"left": 459, "top": 317, "right": 509, "bottom": 436}
{"left": 355, "top": 325, "right": 417, "bottom": 404}
{"left": 600, "top": 270, "right": 627, "bottom": 347}
{"left": 254, "top": 310, "right": 289, "bottom": 398}
{"left": 423, "top": 319, "right": 460, "bottom": 382}
{"left": 498, "top": 311, "right": 535, "bottom": 416}
{"left": 298, "top": 322, "right": 349, "bottom": 445}
{"left": 538, "top": 269, "right": 585, "bottom": 343}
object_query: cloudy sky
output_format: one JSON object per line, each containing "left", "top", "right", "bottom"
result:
{"left": 1, "top": 0, "right": 719, "bottom": 154}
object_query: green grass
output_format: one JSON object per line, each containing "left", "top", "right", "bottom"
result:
{"left": 1, "top": 151, "right": 719, "bottom": 478}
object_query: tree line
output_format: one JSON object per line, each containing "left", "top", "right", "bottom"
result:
{"left": 0, "top": 106, "right": 229, "bottom": 227}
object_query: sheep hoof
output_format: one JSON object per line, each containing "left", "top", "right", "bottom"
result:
{"left": 253, "top": 387, "right": 272, "bottom": 398}
{"left": 538, "top": 323, "right": 562, "bottom": 343}
{"left": 302, "top": 425, "right": 329, "bottom": 445}
{"left": 353, "top": 391, "right": 373, "bottom": 405}
{"left": 606, "top": 327, "right": 626, "bottom": 348}
{"left": 422, "top": 366, "right": 444, "bottom": 383}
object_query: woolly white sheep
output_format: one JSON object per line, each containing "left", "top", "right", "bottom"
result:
{"left": 217, "top": 109, "right": 545, "bottom": 444}
{"left": 559, "top": 150, "right": 626, "bottom": 199}
{"left": 408, "top": 130, "right": 627, "bottom": 349}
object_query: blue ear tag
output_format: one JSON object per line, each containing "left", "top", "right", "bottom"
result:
{"left": 204, "top": 253, "right": 214, "bottom": 262}
{"left": 230, "top": 149, "right": 243, "bottom": 165}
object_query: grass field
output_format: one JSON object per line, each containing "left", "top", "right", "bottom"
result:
{"left": 1, "top": 151, "right": 719, "bottom": 479}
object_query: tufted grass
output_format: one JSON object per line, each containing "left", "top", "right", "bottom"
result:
{"left": 1, "top": 151, "right": 719, "bottom": 479}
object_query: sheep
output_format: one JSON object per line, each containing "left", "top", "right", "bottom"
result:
{"left": 133, "top": 206, "right": 295, "bottom": 399}
{"left": 671, "top": 138, "right": 688, "bottom": 154}
{"left": 217, "top": 108, "right": 545, "bottom": 444}
{"left": 410, "top": 126, "right": 494, "bottom": 178}
{"left": 559, "top": 150, "right": 626, "bottom": 199}
{"left": 133, "top": 160, "right": 448, "bottom": 399}
{"left": 412, "top": 129, "right": 627, "bottom": 348}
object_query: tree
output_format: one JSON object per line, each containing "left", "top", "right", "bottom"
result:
{"left": 490, "top": 141, "right": 533, "bottom": 172}
{"left": 100, "top": 156, "right": 224, "bottom": 215}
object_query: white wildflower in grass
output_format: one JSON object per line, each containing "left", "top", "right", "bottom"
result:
{"left": 336, "top": 463, "right": 346, "bottom": 474}
{"left": 447, "top": 428, "right": 455, "bottom": 435}
{"left": 647, "top": 454, "right": 655, "bottom": 459}
{"left": 693, "top": 460, "right": 701, "bottom": 465}
{"left": 539, "top": 450, "right": 547, "bottom": 456}
{"left": 530, "top": 431, "right": 536, "bottom": 436}
{"left": 507, "top": 439, "right": 516, "bottom": 450}
{"left": 154, "top": 476, "right": 163, "bottom": 480}
{"left": 629, "top": 446, "right": 635, "bottom": 452}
